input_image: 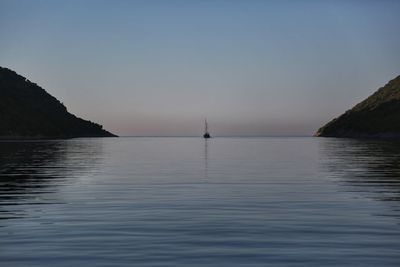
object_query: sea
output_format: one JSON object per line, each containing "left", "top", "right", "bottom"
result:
{"left": 1, "top": 137, "right": 400, "bottom": 266}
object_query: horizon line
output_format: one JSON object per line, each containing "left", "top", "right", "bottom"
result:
{"left": 119, "top": 135, "right": 312, "bottom": 138}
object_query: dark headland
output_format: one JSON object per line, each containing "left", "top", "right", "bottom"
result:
{"left": 315, "top": 74, "right": 400, "bottom": 138}
{"left": 0, "top": 67, "right": 117, "bottom": 139}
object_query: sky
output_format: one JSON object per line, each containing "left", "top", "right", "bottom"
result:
{"left": 1, "top": 0, "right": 400, "bottom": 136}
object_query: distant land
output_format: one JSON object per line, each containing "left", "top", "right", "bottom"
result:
{"left": 316, "top": 74, "right": 400, "bottom": 138}
{"left": 0, "top": 67, "right": 116, "bottom": 139}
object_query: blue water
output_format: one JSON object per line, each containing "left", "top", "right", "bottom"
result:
{"left": 1, "top": 137, "right": 400, "bottom": 266}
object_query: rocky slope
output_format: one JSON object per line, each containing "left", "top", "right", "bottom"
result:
{"left": 0, "top": 67, "right": 116, "bottom": 138}
{"left": 315, "top": 75, "right": 400, "bottom": 138}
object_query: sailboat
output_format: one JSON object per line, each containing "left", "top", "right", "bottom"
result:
{"left": 203, "top": 119, "right": 211, "bottom": 139}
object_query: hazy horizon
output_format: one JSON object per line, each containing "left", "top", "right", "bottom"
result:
{"left": 1, "top": 0, "right": 400, "bottom": 136}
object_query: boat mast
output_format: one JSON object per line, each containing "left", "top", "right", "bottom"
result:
{"left": 203, "top": 118, "right": 211, "bottom": 138}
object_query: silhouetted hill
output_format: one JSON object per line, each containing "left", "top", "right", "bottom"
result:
{"left": 0, "top": 67, "right": 116, "bottom": 138}
{"left": 315, "top": 75, "right": 400, "bottom": 138}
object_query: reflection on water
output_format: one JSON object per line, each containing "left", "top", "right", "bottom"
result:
{"left": 0, "top": 140, "right": 103, "bottom": 220}
{"left": 204, "top": 139, "right": 209, "bottom": 179}
{"left": 320, "top": 139, "right": 400, "bottom": 205}
{"left": 0, "top": 137, "right": 400, "bottom": 267}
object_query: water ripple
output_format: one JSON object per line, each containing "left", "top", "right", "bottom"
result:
{"left": 0, "top": 137, "right": 399, "bottom": 266}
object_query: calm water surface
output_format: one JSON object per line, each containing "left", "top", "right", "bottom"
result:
{"left": 1, "top": 137, "right": 400, "bottom": 266}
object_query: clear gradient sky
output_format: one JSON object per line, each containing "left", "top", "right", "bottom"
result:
{"left": 1, "top": 0, "right": 399, "bottom": 136}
